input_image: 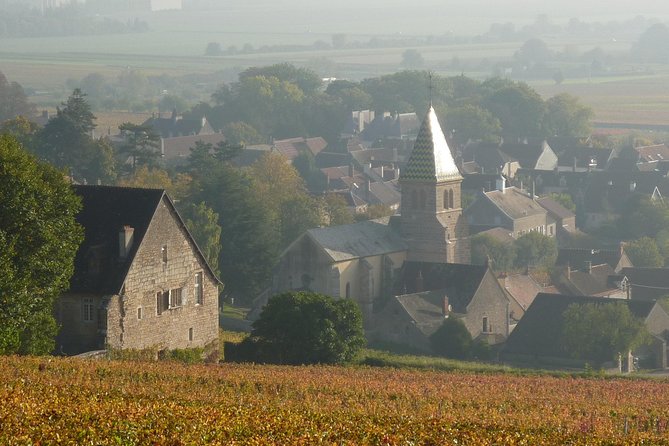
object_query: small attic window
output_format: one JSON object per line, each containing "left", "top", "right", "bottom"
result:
{"left": 161, "top": 245, "right": 168, "bottom": 267}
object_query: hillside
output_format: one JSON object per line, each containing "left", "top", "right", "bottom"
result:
{"left": 3, "top": 356, "right": 669, "bottom": 444}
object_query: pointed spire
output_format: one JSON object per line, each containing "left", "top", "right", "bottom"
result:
{"left": 400, "top": 106, "right": 462, "bottom": 182}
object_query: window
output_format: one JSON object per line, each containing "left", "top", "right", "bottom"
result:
{"left": 161, "top": 245, "right": 168, "bottom": 269}
{"left": 345, "top": 282, "right": 351, "bottom": 299}
{"left": 482, "top": 317, "right": 490, "bottom": 333}
{"left": 188, "top": 327, "right": 194, "bottom": 342}
{"left": 82, "top": 298, "right": 94, "bottom": 323}
{"left": 169, "top": 288, "right": 183, "bottom": 308}
{"left": 449, "top": 189, "right": 454, "bottom": 209}
{"left": 156, "top": 291, "right": 168, "bottom": 315}
{"left": 137, "top": 307, "right": 143, "bottom": 320}
{"left": 443, "top": 190, "right": 449, "bottom": 209}
{"left": 195, "top": 273, "right": 203, "bottom": 305}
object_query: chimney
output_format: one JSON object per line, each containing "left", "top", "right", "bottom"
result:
{"left": 496, "top": 175, "right": 506, "bottom": 192}
{"left": 442, "top": 295, "right": 449, "bottom": 318}
{"left": 416, "top": 270, "right": 424, "bottom": 292}
{"left": 119, "top": 226, "right": 134, "bottom": 259}
{"left": 585, "top": 260, "right": 592, "bottom": 274}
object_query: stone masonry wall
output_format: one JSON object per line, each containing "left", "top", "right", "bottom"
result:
{"left": 106, "top": 198, "right": 219, "bottom": 352}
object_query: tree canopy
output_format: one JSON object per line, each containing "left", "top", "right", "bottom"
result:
{"left": 244, "top": 291, "right": 365, "bottom": 365}
{"left": 562, "top": 302, "right": 649, "bottom": 366}
{"left": 0, "top": 71, "right": 34, "bottom": 123}
{"left": 0, "top": 135, "right": 83, "bottom": 354}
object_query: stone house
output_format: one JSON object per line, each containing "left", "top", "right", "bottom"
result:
{"left": 503, "top": 293, "right": 669, "bottom": 368}
{"left": 56, "top": 185, "right": 220, "bottom": 355}
{"left": 464, "top": 184, "right": 556, "bottom": 238}
{"left": 371, "top": 262, "right": 512, "bottom": 352}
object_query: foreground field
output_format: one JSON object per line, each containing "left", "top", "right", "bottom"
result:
{"left": 2, "top": 356, "right": 669, "bottom": 444}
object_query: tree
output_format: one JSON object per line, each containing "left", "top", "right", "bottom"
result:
{"left": 239, "top": 63, "right": 322, "bottom": 95}
{"left": 180, "top": 202, "right": 222, "bottom": 278}
{"left": 470, "top": 233, "right": 516, "bottom": 272}
{"left": 0, "top": 71, "right": 35, "bottom": 123}
{"left": 445, "top": 104, "right": 502, "bottom": 144}
{"left": 117, "top": 122, "right": 161, "bottom": 172}
{"left": 321, "top": 193, "right": 354, "bottom": 226}
{"left": 188, "top": 145, "right": 278, "bottom": 303}
{"left": 401, "top": 49, "right": 425, "bottom": 68}
{"left": 35, "top": 89, "right": 115, "bottom": 182}
{"left": 243, "top": 291, "right": 365, "bottom": 365}
{"left": 515, "top": 38, "right": 553, "bottom": 66}
{"left": 543, "top": 93, "right": 593, "bottom": 137}
{"left": 204, "top": 41, "right": 222, "bottom": 56}
{"left": 222, "top": 121, "right": 264, "bottom": 146}
{"left": 632, "top": 23, "right": 669, "bottom": 63}
{"left": 483, "top": 81, "right": 546, "bottom": 137}
{"left": 430, "top": 318, "right": 472, "bottom": 359}
{"left": 0, "top": 135, "right": 84, "bottom": 354}
{"left": 562, "top": 302, "right": 649, "bottom": 366}
{"left": 514, "top": 232, "right": 557, "bottom": 269}
{"left": 625, "top": 237, "right": 664, "bottom": 267}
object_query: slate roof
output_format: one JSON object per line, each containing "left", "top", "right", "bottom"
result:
{"left": 498, "top": 139, "right": 554, "bottom": 170}
{"left": 621, "top": 267, "right": 669, "bottom": 294}
{"left": 485, "top": 187, "right": 546, "bottom": 219}
{"left": 504, "top": 293, "right": 657, "bottom": 357}
{"left": 69, "top": 185, "right": 220, "bottom": 295}
{"left": 400, "top": 106, "right": 462, "bottom": 183}
{"left": 535, "top": 196, "right": 575, "bottom": 220}
{"left": 69, "top": 185, "right": 163, "bottom": 294}
{"left": 142, "top": 112, "right": 213, "bottom": 138}
{"left": 394, "top": 290, "right": 451, "bottom": 337}
{"left": 558, "top": 264, "right": 619, "bottom": 296}
{"left": 397, "top": 262, "right": 489, "bottom": 313}
{"left": 556, "top": 146, "right": 613, "bottom": 170}
{"left": 582, "top": 171, "right": 664, "bottom": 213}
{"left": 304, "top": 217, "right": 406, "bottom": 262}
{"left": 476, "top": 227, "right": 515, "bottom": 244}
{"left": 556, "top": 248, "right": 624, "bottom": 271}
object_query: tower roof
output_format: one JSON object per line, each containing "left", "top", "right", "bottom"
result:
{"left": 401, "top": 106, "right": 461, "bottom": 182}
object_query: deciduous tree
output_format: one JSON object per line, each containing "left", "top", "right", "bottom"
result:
{"left": 0, "top": 135, "right": 83, "bottom": 354}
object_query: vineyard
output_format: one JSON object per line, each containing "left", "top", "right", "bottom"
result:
{"left": 2, "top": 356, "right": 669, "bottom": 445}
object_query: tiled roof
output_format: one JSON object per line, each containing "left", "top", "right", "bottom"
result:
{"left": 502, "top": 274, "right": 543, "bottom": 310}
{"left": 400, "top": 107, "right": 461, "bottom": 182}
{"left": 305, "top": 217, "right": 406, "bottom": 262}
{"left": 635, "top": 144, "right": 669, "bottom": 163}
{"left": 161, "top": 133, "right": 226, "bottom": 160}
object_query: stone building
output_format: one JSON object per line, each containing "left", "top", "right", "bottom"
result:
{"left": 56, "top": 185, "right": 220, "bottom": 355}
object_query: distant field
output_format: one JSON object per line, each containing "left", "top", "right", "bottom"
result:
{"left": 532, "top": 72, "right": 669, "bottom": 125}
{"left": 3, "top": 355, "right": 669, "bottom": 444}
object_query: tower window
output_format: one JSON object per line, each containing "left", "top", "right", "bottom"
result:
{"left": 449, "top": 190, "right": 454, "bottom": 209}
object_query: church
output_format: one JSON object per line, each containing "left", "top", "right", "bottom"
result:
{"left": 263, "top": 106, "right": 474, "bottom": 320}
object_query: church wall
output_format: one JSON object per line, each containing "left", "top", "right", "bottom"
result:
{"left": 460, "top": 270, "right": 509, "bottom": 343}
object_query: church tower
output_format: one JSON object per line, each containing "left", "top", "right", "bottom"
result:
{"left": 399, "top": 106, "right": 470, "bottom": 263}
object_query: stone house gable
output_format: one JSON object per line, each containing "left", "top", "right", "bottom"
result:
{"left": 56, "top": 185, "right": 220, "bottom": 355}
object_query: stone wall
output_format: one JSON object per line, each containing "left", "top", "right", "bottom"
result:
{"left": 105, "top": 198, "right": 219, "bottom": 352}
{"left": 460, "top": 269, "right": 509, "bottom": 342}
